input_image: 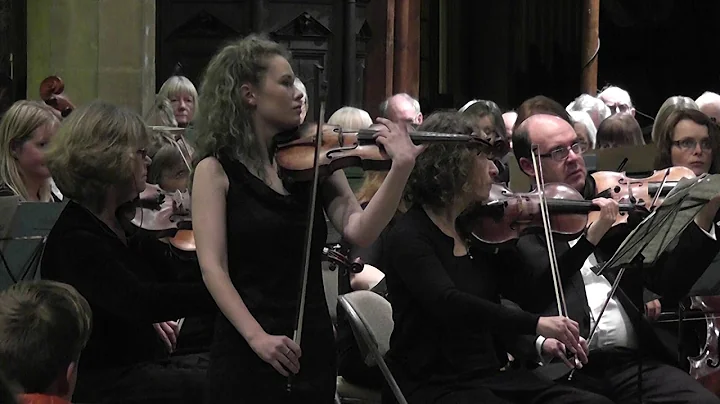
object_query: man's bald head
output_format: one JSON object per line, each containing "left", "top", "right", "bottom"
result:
{"left": 502, "top": 111, "right": 517, "bottom": 139}
{"left": 380, "top": 93, "right": 423, "bottom": 125}
{"left": 696, "top": 91, "right": 720, "bottom": 123}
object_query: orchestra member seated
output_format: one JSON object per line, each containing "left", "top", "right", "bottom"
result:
{"left": 0, "top": 280, "right": 92, "bottom": 404}
{"left": 0, "top": 100, "right": 60, "bottom": 201}
{"left": 382, "top": 111, "right": 612, "bottom": 404}
{"left": 144, "top": 96, "right": 178, "bottom": 128}
{"left": 510, "top": 113, "right": 720, "bottom": 403}
{"left": 40, "top": 100, "right": 216, "bottom": 404}
{"left": 158, "top": 76, "right": 198, "bottom": 129}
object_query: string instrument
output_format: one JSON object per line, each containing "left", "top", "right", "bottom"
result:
{"left": 275, "top": 123, "right": 510, "bottom": 182}
{"left": 466, "top": 183, "right": 636, "bottom": 245}
{"left": 39, "top": 76, "right": 75, "bottom": 117}
{"left": 132, "top": 183, "right": 195, "bottom": 252}
{"left": 682, "top": 296, "right": 720, "bottom": 395}
{"left": 591, "top": 166, "right": 696, "bottom": 226}
{"left": 322, "top": 244, "right": 364, "bottom": 274}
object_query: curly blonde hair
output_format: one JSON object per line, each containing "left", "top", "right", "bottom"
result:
{"left": 0, "top": 100, "right": 60, "bottom": 201}
{"left": 45, "top": 100, "right": 150, "bottom": 210}
{"left": 192, "top": 34, "right": 291, "bottom": 180}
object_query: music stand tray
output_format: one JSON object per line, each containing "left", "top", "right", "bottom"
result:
{"left": 0, "top": 197, "right": 67, "bottom": 291}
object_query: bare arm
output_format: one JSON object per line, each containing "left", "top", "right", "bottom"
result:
{"left": 323, "top": 118, "right": 421, "bottom": 247}
{"left": 192, "top": 157, "right": 263, "bottom": 342}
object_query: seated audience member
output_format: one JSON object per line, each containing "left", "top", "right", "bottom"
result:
{"left": 380, "top": 93, "right": 424, "bottom": 125}
{"left": 40, "top": 100, "right": 216, "bottom": 404}
{"left": 0, "top": 280, "right": 92, "bottom": 404}
{"left": 294, "top": 77, "right": 309, "bottom": 124}
{"left": 0, "top": 100, "right": 61, "bottom": 201}
{"left": 595, "top": 113, "right": 645, "bottom": 149}
{"left": 598, "top": 85, "right": 635, "bottom": 117}
{"left": 513, "top": 95, "right": 573, "bottom": 132}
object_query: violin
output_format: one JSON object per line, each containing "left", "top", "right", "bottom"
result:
{"left": 132, "top": 183, "right": 196, "bottom": 252}
{"left": 322, "top": 244, "right": 364, "bottom": 274}
{"left": 275, "top": 123, "right": 509, "bottom": 182}
{"left": 465, "top": 183, "right": 636, "bottom": 245}
{"left": 685, "top": 296, "right": 720, "bottom": 395}
{"left": 590, "top": 166, "right": 696, "bottom": 227}
{"left": 39, "top": 76, "right": 75, "bottom": 117}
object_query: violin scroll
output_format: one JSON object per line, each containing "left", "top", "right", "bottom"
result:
{"left": 322, "top": 244, "right": 364, "bottom": 274}
{"left": 39, "top": 75, "right": 75, "bottom": 117}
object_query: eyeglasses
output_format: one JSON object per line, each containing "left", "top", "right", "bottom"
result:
{"left": 539, "top": 142, "right": 587, "bottom": 162}
{"left": 136, "top": 148, "right": 148, "bottom": 159}
{"left": 607, "top": 103, "right": 631, "bottom": 114}
{"left": 672, "top": 138, "right": 712, "bottom": 152}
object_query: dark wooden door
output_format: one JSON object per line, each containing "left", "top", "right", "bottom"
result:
{"left": 156, "top": 0, "right": 372, "bottom": 122}
{"left": 0, "top": 0, "right": 26, "bottom": 115}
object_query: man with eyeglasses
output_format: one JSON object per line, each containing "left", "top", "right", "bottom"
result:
{"left": 506, "top": 113, "right": 720, "bottom": 403}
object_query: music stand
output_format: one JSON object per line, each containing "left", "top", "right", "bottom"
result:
{"left": 596, "top": 174, "right": 720, "bottom": 274}
{"left": 0, "top": 197, "right": 67, "bottom": 291}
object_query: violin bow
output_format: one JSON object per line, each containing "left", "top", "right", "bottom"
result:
{"left": 287, "top": 64, "right": 327, "bottom": 392}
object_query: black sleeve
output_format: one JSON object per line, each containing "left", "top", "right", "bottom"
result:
{"left": 502, "top": 235, "right": 595, "bottom": 310}
{"left": 387, "top": 224, "right": 539, "bottom": 335}
{"left": 43, "top": 230, "right": 215, "bottom": 323}
{"left": 644, "top": 222, "right": 720, "bottom": 300}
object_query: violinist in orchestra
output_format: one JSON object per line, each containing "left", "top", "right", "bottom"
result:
{"left": 40, "top": 100, "right": 217, "bottom": 404}
{"left": 508, "top": 113, "right": 720, "bottom": 403}
{"left": 0, "top": 100, "right": 61, "bottom": 201}
{"left": 191, "top": 34, "right": 422, "bottom": 403}
{"left": 381, "top": 111, "right": 613, "bottom": 404}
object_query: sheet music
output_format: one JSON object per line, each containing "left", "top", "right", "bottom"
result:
{"left": 597, "top": 174, "right": 720, "bottom": 273}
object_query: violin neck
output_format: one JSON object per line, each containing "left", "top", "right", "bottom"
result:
{"left": 546, "top": 199, "right": 635, "bottom": 213}
{"left": 356, "top": 129, "right": 474, "bottom": 144}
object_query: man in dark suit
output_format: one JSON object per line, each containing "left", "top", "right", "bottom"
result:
{"left": 507, "top": 113, "right": 720, "bottom": 403}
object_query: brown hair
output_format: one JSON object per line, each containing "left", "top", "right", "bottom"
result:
{"left": 512, "top": 96, "right": 573, "bottom": 162}
{"left": 405, "top": 111, "right": 486, "bottom": 209}
{"left": 0, "top": 280, "right": 92, "bottom": 394}
{"left": 654, "top": 109, "right": 720, "bottom": 174}
{"left": 595, "top": 113, "right": 644, "bottom": 148}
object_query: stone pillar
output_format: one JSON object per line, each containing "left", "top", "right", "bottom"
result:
{"left": 26, "top": 0, "right": 155, "bottom": 114}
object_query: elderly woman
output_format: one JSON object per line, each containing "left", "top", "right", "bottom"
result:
{"left": 158, "top": 76, "right": 198, "bottom": 128}
{"left": 40, "top": 100, "right": 215, "bottom": 404}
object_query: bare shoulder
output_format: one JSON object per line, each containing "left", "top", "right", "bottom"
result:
{"left": 194, "top": 156, "right": 229, "bottom": 190}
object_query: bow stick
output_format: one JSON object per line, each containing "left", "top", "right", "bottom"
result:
{"left": 287, "top": 64, "right": 327, "bottom": 392}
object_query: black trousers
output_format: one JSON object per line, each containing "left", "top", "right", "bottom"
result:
{"left": 436, "top": 382, "right": 613, "bottom": 404}
{"left": 73, "top": 353, "right": 208, "bottom": 404}
{"left": 559, "top": 348, "right": 719, "bottom": 404}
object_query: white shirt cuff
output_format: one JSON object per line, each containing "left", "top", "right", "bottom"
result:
{"left": 534, "top": 335, "right": 555, "bottom": 365}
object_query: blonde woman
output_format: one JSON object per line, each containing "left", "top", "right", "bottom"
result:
{"left": 144, "top": 95, "right": 178, "bottom": 128}
{"left": 0, "top": 100, "right": 60, "bottom": 201}
{"left": 192, "top": 34, "right": 420, "bottom": 402}
{"left": 41, "top": 100, "right": 215, "bottom": 404}
{"left": 158, "top": 76, "right": 198, "bottom": 128}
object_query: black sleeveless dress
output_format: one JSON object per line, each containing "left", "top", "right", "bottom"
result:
{"left": 204, "top": 155, "right": 335, "bottom": 403}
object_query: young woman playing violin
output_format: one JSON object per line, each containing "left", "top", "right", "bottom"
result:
{"left": 0, "top": 100, "right": 60, "bottom": 201}
{"left": 191, "top": 34, "right": 422, "bottom": 403}
{"left": 381, "top": 111, "right": 612, "bottom": 404}
{"left": 40, "top": 101, "right": 216, "bottom": 404}
{"left": 509, "top": 113, "right": 720, "bottom": 404}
